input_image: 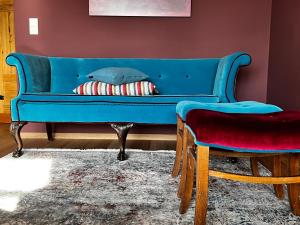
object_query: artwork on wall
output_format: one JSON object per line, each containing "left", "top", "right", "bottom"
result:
{"left": 89, "top": 0, "right": 191, "bottom": 17}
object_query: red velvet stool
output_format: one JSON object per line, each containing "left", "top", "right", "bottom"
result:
{"left": 177, "top": 110, "right": 300, "bottom": 225}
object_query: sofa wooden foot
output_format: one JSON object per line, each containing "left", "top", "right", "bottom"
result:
{"left": 46, "top": 123, "right": 54, "bottom": 141}
{"left": 10, "top": 122, "right": 27, "bottom": 158}
{"left": 228, "top": 157, "right": 238, "bottom": 163}
{"left": 117, "top": 151, "right": 128, "bottom": 161}
{"left": 111, "top": 123, "right": 134, "bottom": 161}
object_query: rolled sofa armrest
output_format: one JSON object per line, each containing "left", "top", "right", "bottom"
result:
{"left": 6, "top": 52, "right": 51, "bottom": 95}
{"left": 213, "top": 52, "right": 251, "bottom": 103}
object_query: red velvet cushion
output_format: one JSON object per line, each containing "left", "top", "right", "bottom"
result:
{"left": 186, "top": 110, "right": 300, "bottom": 151}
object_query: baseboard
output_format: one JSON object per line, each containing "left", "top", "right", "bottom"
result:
{"left": 21, "top": 132, "right": 177, "bottom": 141}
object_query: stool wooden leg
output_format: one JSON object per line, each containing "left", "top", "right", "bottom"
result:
{"left": 195, "top": 145, "right": 210, "bottom": 225}
{"left": 250, "top": 157, "right": 260, "bottom": 176}
{"left": 179, "top": 146, "right": 195, "bottom": 214}
{"left": 273, "top": 155, "right": 284, "bottom": 199}
{"left": 178, "top": 127, "right": 189, "bottom": 198}
{"left": 172, "top": 117, "right": 184, "bottom": 177}
{"left": 288, "top": 153, "right": 300, "bottom": 215}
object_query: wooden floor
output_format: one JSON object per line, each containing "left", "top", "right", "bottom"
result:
{"left": 1, "top": 123, "right": 15, "bottom": 157}
{"left": 0, "top": 123, "right": 176, "bottom": 158}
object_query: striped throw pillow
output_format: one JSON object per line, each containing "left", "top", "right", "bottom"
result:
{"left": 73, "top": 81, "right": 157, "bottom": 96}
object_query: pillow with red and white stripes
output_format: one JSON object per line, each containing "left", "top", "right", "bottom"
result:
{"left": 73, "top": 81, "right": 158, "bottom": 96}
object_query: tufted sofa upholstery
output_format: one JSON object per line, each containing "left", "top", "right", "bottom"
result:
{"left": 6, "top": 52, "right": 251, "bottom": 160}
{"left": 6, "top": 52, "right": 251, "bottom": 124}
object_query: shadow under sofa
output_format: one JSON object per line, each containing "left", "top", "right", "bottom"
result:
{"left": 6, "top": 52, "right": 251, "bottom": 160}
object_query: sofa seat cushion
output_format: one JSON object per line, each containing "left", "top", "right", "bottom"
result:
{"left": 16, "top": 93, "right": 219, "bottom": 124}
{"left": 20, "top": 93, "right": 219, "bottom": 104}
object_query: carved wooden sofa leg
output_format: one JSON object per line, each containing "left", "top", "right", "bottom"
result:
{"left": 10, "top": 121, "right": 27, "bottom": 158}
{"left": 46, "top": 123, "right": 54, "bottom": 141}
{"left": 111, "top": 123, "right": 134, "bottom": 161}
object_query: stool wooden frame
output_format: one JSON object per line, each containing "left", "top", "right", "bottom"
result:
{"left": 178, "top": 126, "right": 300, "bottom": 225}
{"left": 172, "top": 116, "right": 286, "bottom": 200}
{"left": 172, "top": 116, "right": 184, "bottom": 177}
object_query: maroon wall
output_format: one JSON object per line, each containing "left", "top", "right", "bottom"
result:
{"left": 14, "top": 0, "right": 272, "bottom": 132}
{"left": 267, "top": 0, "right": 300, "bottom": 110}
{"left": 15, "top": 0, "right": 272, "bottom": 101}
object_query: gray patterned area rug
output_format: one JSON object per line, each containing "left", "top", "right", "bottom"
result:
{"left": 0, "top": 149, "right": 300, "bottom": 225}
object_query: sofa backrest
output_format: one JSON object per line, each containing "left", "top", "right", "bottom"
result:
{"left": 49, "top": 58, "right": 220, "bottom": 95}
{"left": 7, "top": 52, "right": 251, "bottom": 102}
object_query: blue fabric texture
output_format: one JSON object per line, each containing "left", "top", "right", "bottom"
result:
{"left": 6, "top": 53, "right": 51, "bottom": 93}
{"left": 213, "top": 52, "right": 251, "bottom": 102}
{"left": 49, "top": 57, "right": 220, "bottom": 95}
{"left": 87, "top": 67, "right": 149, "bottom": 85}
{"left": 14, "top": 94, "right": 219, "bottom": 124}
{"left": 6, "top": 52, "right": 251, "bottom": 123}
{"left": 20, "top": 93, "right": 219, "bottom": 104}
{"left": 176, "top": 101, "right": 283, "bottom": 121}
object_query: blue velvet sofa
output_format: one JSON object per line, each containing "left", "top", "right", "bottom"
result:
{"left": 6, "top": 52, "right": 251, "bottom": 160}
